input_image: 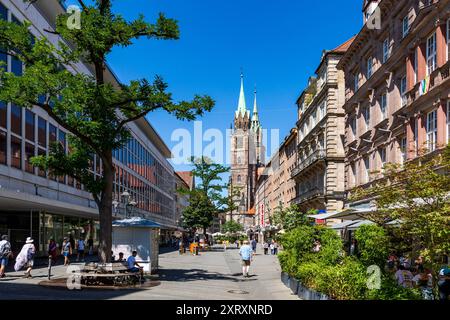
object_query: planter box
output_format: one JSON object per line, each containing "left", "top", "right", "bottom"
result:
{"left": 280, "top": 272, "right": 290, "bottom": 286}
{"left": 297, "top": 282, "right": 330, "bottom": 300}
{"left": 289, "top": 278, "right": 299, "bottom": 294}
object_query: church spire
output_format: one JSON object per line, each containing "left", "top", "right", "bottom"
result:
{"left": 251, "top": 86, "right": 261, "bottom": 131}
{"left": 236, "top": 71, "right": 248, "bottom": 118}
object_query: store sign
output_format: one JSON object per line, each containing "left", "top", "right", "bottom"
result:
{"left": 260, "top": 204, "right": 265, "bottom": 227}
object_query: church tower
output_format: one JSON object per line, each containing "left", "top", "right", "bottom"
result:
{"left": 229, "top": 73, "right": 264, "bottom": 224}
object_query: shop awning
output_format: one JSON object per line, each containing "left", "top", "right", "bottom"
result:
{"left": 347, "top": 220, "right": 375, "bottom": 230}
{"left": 330, "top": 220, "right": 360, "bottom": 230}
{"left": 112, "top": 217, "right": 161, "bottom": 228}
{"left": 328, "top": 207, "right": 378, "bottom": 221}
{"left": 307, "top": 212, "right": 341, "bottom": 220}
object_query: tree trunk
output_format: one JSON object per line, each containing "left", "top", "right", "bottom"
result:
{"left": 97, "top": 151, "right": 114, "bottom": 263}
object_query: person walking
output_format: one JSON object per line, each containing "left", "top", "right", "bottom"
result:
{"left": 0, "top": 235, "right": 12, "bottom": 278}
{"left": 239, "top": 240, "right": 254, "bottom": 278}
{"left": 273, "top": 240, "right": 279, "bottom": 255}
{"left": 87, "top": 237, "right": 94, "bottom": 255}
{"left": 76, "top": 238, "right": 85, "bottom": 262}
{"left": 62, "top": 237, "right": 72, "bottom": 266}
{"left": 48, "top": 239, "right": 57, "bottom": 265}
{"left": 263, "top": 241, "right": 269, "bottom": 255}
{"left": 14, "top": 237, "right": 35, "bottom": 278}
{"left": 269, "top": 241, "right": 275, "bottom": 255}
{"left": 251, "top": 238, "right": 257, "bottom": 253}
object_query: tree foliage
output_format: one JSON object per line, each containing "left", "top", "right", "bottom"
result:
{"left": 0, "top": 0, "right": 214, "bottom": 262}
{"left": 180, "top": 157, "right": 228, "bottom": 234}
{"left": 221, "top": 220, "right": 243, "bottom": 234}
{"left": 351, "top": 144, "right": 450, "bottom": 288}
{"left": 271, "top": 204, "right": 313, "bottom": 231}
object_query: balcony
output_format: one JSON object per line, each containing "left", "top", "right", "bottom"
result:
{"left": 405, "top": 61, "right": 450, "bottom": 107}
{"left": 292, "top": 188, "right": 324, "bottom": 205}
{"left": 291, "top": 149, "right": 326, "bottom": 178}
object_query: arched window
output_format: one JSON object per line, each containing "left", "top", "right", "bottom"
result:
{"left": 237, "top": 175, "right": 241, "bottom": 183}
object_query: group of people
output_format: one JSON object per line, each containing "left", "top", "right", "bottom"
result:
{"left": 0, "top": 235, "right": 35, "bottom": 278}
{"left": 389, "top": 254, "right": 450, "bottom": 300}
{"left": 262, "top": 240, "right": 279, "bottom": 255}
{"left": 0, "top": 234, "right": 95, "bottom": 279}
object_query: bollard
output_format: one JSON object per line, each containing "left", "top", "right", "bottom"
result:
{"left": 48, "top": 255, "right": 52, "bottom": 280}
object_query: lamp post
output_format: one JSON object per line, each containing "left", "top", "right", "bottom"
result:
{"left": 113, "top": 191, "right": 137, "bottom": 218}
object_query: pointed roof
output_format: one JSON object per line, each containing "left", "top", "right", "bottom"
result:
{"left": 252, "top": 87, "right": 258, "bottom": 120}
{"left": 330, "top": 36, "right": 356, "bottom": 53}
{"left": 236, "top": 72, "right": 249, "bottom": 118}
{"left": 251, "top": 87, "right": 261, "bottom": 131}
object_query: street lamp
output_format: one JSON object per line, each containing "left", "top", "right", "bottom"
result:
{"left": 113, "top": 190, "right": 137, "bottom": 218}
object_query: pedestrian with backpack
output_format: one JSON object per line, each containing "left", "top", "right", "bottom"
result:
{"left": 0, "top": 235, "right": 12, "bottom": 278}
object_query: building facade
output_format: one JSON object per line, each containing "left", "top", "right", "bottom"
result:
{"left": 291, "top": 38, "right": 354, "bottom": 215}
{"left": 338, "top": 0, "right": 450, "bottom": 212}
{"left": 0, "top": 0, "right": 177, "bottom": 255}
{"left": 229, "top": 74, "right": 264, "bottom": 228}
{"left": 254, "top": 128, "right": 297, "bottom": 240}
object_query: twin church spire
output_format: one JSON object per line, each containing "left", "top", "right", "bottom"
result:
{"left": 234, "top": 72, "right": 261, "bottom": 132}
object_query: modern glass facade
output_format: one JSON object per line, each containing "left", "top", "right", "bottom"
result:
{"left": 0, "top": 0, "right": 176, "bottom": 255}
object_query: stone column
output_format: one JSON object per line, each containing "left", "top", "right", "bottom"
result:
{"left": 437, "top": 99, "right": 447, "bottom": 148}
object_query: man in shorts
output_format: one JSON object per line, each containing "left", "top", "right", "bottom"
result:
{"left": 239, "top": 240, "right": 254, "bottom": 278}
{"left": 0, "top": 235, "right": 12, "bottom": 278}
{"left": 127, "top": 251, "right": 144, "bottom": 281}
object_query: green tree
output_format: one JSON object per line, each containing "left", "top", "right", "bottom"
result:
{"left": 221, "top": 220, "right": 244, "bottom": 234}
{"left": 352, "top": 144, "right": 450, "bottom": 294}
{"left": 354, "top": 224, "right": 390, "bottom": 267}
{"left": 272, "top": 204, "right": 312, "bottom": 231}
{"left": 180, "top": 157, "right": 228, "bottom": 235}
{"left": 0, "top": 1, "right": 214, "bottom": 262}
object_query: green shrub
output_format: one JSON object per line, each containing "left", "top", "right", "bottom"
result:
{"left": 355, "top": 224, "right": 389, "bottom": 267}
{"left": 279, "top": 225, "right": 316, "bottom": 263}
{"left": 314, "top": 226, "right": 344, "bottom": 265}
{"left": 366, "top": 275, "right": 422, "bottom": 300}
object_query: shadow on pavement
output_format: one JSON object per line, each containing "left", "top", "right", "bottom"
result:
{"left": 0, "top": 281, "right": 146, "bottom": 300}
{"left": 159, "top": 268, "right": 253, "bottom": 283}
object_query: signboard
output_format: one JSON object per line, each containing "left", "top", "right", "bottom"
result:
{"left": 260, "top": 204, "right": 265, "bottom": 227}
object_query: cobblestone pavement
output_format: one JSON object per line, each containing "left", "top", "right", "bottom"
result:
{"left": 0, "top": 245, "right": 298, "bottom": 300}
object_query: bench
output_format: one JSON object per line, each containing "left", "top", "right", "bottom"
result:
{"left": 79, "top": 262, "right": 142, "bottom": 286}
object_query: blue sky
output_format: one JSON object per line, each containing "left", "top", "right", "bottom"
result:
{"left": 67, "top": 0, "right": 362, "bottom": 172}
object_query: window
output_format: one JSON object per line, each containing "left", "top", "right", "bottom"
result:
{"left": 447, "top": 18, "right": 450, "bottom": 61}
{"left": 11, "top": 56, "right": 22, "bottom": 76}
{"left": 0, "top": 101, "right": 6, "bottom": 128}
{"left": 49, "top": 124, "right": 57, "bottom": 143}
{"left": 367, "top": 57, "right": 373, "bottom": 78}
{"left": 380, "top": 93, "right": 388, "bottom": 120}
{"left": 426, "top": 32, "right": 437, "bottom": 75}
{"left": 58, "top": 130, "right": 66, "bottom": 152}
{"left": 447, "top": 101, "right": 450, "bottom": 143}
{"left": 0, "top": 2, "right": 7, "bottom": 20}
{"left": 11, "top": 136, "right": 21, "bottom": 169}
{"left": 38, "top": 117, "right": 46, "bottom": 147}
{"left": 11, "top": 104, "right": 22, "bottom": 135}
{"left": 37, "top": 148, "right": 46, "bottom": 177}
{"left": 351, "top": 162, "right": 356, "bottom": 187}
{"left": 379, "top": 147, "right": 386, "bottom": 169}
{"left": 319, "top": 101, "right": 325, "bottom": 120}
{"left": 354, "top": 73, "right": 359, "bottom": 93}
{"left": 0, "top": 131, "right": 6, "bottom": 165}
{"left": 383, "top": 38, "right": 390, "bottom": 63}
{"left": 237, "top": 175, "right": 241, "bottom": 183}
{"left": 25, "top": 110, "right": 35, "bottom": 141}
{"left": 414, "top": 50, "right": 418, "bottom": 84}
{"left": 400, "top": 76, "right": 407, "bottom": 106}
{"left": 25, "top": 143, "right": 34, "bottom": 173}
{"left": 364, "top": 106, "right": 371, "bottom": 130}
{"left": 351, "top": 116, "right": 357, "bottom": 138}
{"left": 400, "top": 136, "right": 407, "bottom": 164}
{"left": 426, "top": 110, "right": 437, "bottom": 152}
{"left": 364, "top": 156, "right": 370, "bottom": 183}
{"left": 402, "top": 15, "right": 409, "bottom": 38}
